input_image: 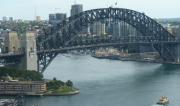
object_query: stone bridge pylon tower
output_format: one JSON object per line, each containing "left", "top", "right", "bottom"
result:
{"left": 19, "top": 31, "right": 38, "bottom": 71}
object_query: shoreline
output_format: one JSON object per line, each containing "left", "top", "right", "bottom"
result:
{"left": 43, "top": 86, "right": 80, "bottom": 96}
{"left": 44, "top": 90, "right": 80, "bottom": 96}
{"left": 0, "top": 89, "right": 80, "bottom": 97}
{"left": 92, "top": 54, "right": 180, "bottom": 65}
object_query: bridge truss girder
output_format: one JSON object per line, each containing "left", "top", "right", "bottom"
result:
{"left": 37, "top": 7, "right": 177, "bottom": 73}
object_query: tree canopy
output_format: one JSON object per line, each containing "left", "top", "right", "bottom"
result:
{"left": 0, "top": 67, "right": 43, "bottom": 81}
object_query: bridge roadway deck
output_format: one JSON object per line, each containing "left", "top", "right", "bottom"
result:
{"left": 0, "top": 52, "right": 24, "bottom": 59}
{"left": 37, "top": 41, "right": 179, "bottom": 54}
{"left": 0, "top": 41, "right": 178, "bottom": 57}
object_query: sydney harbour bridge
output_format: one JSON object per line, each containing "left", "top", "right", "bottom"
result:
{"left": 0, "top": 7, "right": 180, "bottom": 73}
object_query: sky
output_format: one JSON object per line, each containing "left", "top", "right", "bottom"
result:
{"left": 0, "top": 0, "right": 179, "bottom": 20}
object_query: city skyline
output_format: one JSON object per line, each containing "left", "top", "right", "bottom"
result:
{"left": 0, "top": 0, "right": 180, "bottom": 20}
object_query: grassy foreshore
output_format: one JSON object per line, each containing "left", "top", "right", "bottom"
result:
{"left": 44, "top": 86, "right": 79, "bottom": 96}
{"left": 45, "top": 78, "right": 79, "bottom": 96}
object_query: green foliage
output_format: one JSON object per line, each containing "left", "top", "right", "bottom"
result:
{"left": 54, "top": 86, "right": 76, "bottom": 94}
{"left": 46, "top": 78, "right": 74, "bottom": 90}
{"left": 66, "top": 80, "right": 73, "bottom": 87}
{"left": 53, "top": 77, "right": 57, "bottom": 81}
{"left": 46, "top": 78, "right": 65, "bottom": 90}
{"left": 0, "top": 21, "right": 47, "bottom": 35}
{"left": 46, "top": 78, "right": 77, "bottom": 95}
{"left": 0, "top": 67, "right": 43, "bottom": 81}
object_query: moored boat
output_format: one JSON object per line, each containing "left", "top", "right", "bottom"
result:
{"left": 156, "top": 96, "right": 169, "bottom": 105}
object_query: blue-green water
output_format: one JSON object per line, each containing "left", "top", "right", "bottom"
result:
{"left": 25, "top": 54, "right": 180, "bottom": 106}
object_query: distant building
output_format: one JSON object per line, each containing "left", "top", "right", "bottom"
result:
{"left": 9, "top": 17, "right": 13, "bottom": 22}
{"left": 105, "top": 20, "right": 113, "bottom": 35}
{"left": 70, "top": 4, "right": 90, "bottom": 35}
{"left": 163, "top": 24, "right": 180, "bottom": 38}
{"left": 36, "top": 16, "right": 41, "bottom": 22}
{"left": 49, "top": 14, "right": 56, "bottom": 21}
{"left": 2, "top": 16, "right": 7, "bottom": 22}
{"left": 113, "top": 21, "right": 121, "bottom": 37}
{"left": 0, "top": 30, "right": 8, "bottom": 53}
{"left": 80, "top": 26, "right": 90, "bottom": 36}
{"left": 92, "top": 22, "right": 106, "bottom": 36}
{"left": 168, "top": 26, "right": 180, "bottom": 38}
{"left": 56, "top": 13, "right": 66, "bottom": 21}
{"left": 0, "top": 29, "right": 8, "bottom": 42}
{"left": 71, "top": 4, "right": 83, "bottom": 16}
{"left": 0, "top": 81, "right": 46, "bottom": 95}
{"left": 49, "top": 13, "right": 66, "bottom": 25}
{"left": 112, "top": 21, "right": 133, "bottom": 37}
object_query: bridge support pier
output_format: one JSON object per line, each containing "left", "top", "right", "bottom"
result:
{"left": 18, "top": 32, "right": 38, "bottom": 71}
{"left": 158, "top": 43, "right": 180, "bottom": 63}
{"left": 175, "top": 44, "right": 180, "bottom": 63}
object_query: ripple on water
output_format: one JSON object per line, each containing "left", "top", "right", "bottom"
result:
{"left": 27, "top": 54, "right": 180, "bottom": 106}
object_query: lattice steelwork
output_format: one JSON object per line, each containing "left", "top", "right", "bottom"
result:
{"left": 37, "top": 8, "right": 177, "bottom": 73}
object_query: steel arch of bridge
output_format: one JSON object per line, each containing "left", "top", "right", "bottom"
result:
{"left": 38, "top": 7, "right": 176, "bottom": 73}
{"left": 60, "top": 8, "right": 174, "bottom": 44}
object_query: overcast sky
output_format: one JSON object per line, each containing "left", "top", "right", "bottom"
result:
{"left": 0, "top": 0, "right": 179, "bottom": 20}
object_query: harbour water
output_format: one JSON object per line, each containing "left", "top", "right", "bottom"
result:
{"left": 25, "top": 54, "right": 180, "bottom": 106}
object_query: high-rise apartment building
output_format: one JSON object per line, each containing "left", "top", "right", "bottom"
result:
{"left": 49, "top": 13, "right": 66, "bottom": 25}
{"left": 2, "top": 16, "right": 7, "bottom": 22}
{"left": 92, "top": 22, "right": 106, "bottom": 36}
{"left": 49, "top": 14, "right": 56, "bottom": 21}
{"left": 9, "top": 17, "right": 13, "bottom": 22}
{"left": 71, "top": 4, "right": 83, "bottom": 16}
{"left": 55, "top": 13, "right": 66, "bottom": 22}
{"left": 113, "top": 21, "right": 121, "bottom": 37}
{"left": 70, "top": 4, "right": 91, "bottom": 35}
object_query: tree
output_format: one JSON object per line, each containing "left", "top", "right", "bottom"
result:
{"left": 53, "top": 77, "right": 57, "bottom": 81}
{"left": 46, "top": 79, "right": 65, "bottom": 90}
{"left": 66, "top": 80, "right": 73, "bottom": 87}
{"left": 0, "top": 67, "right": 43, "bottom": 81}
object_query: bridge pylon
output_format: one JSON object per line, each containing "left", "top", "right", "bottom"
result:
{"left": 175, "top": 44, "right": 180, "bottom": 63}
{"left": 19, "top": 31, "right": 38, "bottom": 71}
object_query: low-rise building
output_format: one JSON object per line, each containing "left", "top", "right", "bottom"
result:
{"left": 0, "top": 81, "right": 47, "bottom": 95}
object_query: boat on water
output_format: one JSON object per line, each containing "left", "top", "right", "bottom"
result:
{"left": 156, "top": 96, "right": 169, "bottom": 105}
{"left": 151, "top": 105, "right": 163, "bottom": 106}
{"left": 0, "top": 99, "right": 16, "bottom": 106}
